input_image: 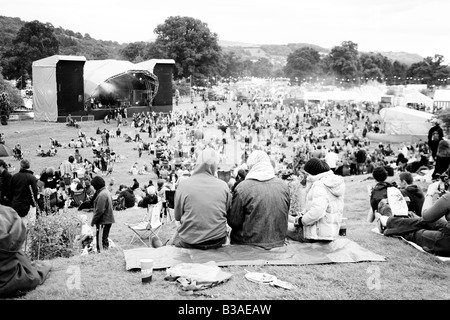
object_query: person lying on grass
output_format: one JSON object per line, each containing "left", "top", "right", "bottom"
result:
{"left": 375, "top": 177, "right": 450, "bottom": 257}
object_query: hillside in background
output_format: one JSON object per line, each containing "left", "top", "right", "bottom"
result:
{"left": 0, "top": 15, "right": 424, "bottom": 66}
{"left": 0, "top": 15, "right": 126, "bottom": 60}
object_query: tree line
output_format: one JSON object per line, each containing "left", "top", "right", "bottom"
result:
{"left": 1, "top": 15, "right": 450, "bottom": 96}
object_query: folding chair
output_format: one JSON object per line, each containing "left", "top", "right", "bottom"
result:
{"left": 125, "top": 202, "right": 163, "bottom": 247}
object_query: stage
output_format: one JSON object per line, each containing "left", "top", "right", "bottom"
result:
{"left": 56, "top": 104, "right": 173, "bottom": 122}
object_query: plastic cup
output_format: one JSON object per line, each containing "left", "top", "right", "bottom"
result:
{"left": 140, "top": 259, "right": 154, "bottom": 283}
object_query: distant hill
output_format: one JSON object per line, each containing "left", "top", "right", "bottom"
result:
{"left": 0, "top": 15, "right": 126, "bottom": 60}
{"left": 219, "top": 39, "right": 423, "bottom": 66}
{"left": 0, "top": 15, "right": 424, "bottom": 66}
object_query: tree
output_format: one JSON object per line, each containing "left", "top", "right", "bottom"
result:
{"left": 359, "top": 53, "right": 387, "bottom": 83}
{"left": 0, "top": 73, "right": 23, "bottom": 110}
{"left": 284, "top": 47, "right": 321, "bottom": 82}
{"left": 252, "top": 58, "right": 274, "bottom": 78}
{"left": 407, "top": 55, "right": 450, "bottom": 88}
{"left": 153, "top": 16, "right": 222, "bottom": 80}
{"left": 1, "top": 21, "right": 59, "bottom": 80}
{"left": 119, "top": 41, "right": 148, "bottom": 62}
{"left": 328, "top": 41, "right": 360, "bottom": 86}
{"left": 391, "top": 60, "right": 408, "bottom": 85}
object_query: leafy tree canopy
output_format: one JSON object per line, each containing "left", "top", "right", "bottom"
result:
{"left": 153, "top": 16, "right": 222, "bottom": 80}
{"left": 1, "top": 20, "right": 59, "bottom": 80}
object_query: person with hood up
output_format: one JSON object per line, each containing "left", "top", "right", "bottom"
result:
{"left": 0, "top": 205, "right": 51, "bottom": 298}
{"left": 228, "top": 150, "right": 290, "bottom": 249}
{"left": 90, "top": 176, "right": 115, "bottom": 252}
{"left": 169, "top": 147, "right": 231, "bottom": 249}
{"left": 287, "top": 157, "right": 345, "bottom": 242}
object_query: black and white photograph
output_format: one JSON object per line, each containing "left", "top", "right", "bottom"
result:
{"left": 0, "top": 0, "right": 449, "bottom": 308}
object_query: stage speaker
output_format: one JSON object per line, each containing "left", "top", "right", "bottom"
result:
{"left": 152, "top": 63, "right": 174, "bottom": 106}
{"left": 56, "top": 60, "right": 85, "bottom": 115}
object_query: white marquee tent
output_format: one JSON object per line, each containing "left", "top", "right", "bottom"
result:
{"left": 366, "top": 106, "right": 434, "bottom": 143}
{"left": 434, "top": 89, "right": 450, "bottom": 109}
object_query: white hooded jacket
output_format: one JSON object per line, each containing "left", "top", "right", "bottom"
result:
{"left": 301, "top": 170, "right": 345, "bottom": 240}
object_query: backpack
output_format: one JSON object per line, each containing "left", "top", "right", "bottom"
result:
{"left": 432, "top": 131, "right": 440, "bottom": 141}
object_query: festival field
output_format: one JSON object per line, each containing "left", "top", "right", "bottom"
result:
{"left": 3, "top": 99, "right": 450, "bottom": 300}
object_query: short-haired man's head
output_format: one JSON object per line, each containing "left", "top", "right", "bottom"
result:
{"left": 399, "top": 172, "right": 413, "bottom": 185}
{"left": 68, "top": 155, "right": 75, "bottom": 163}
{"left": 20, "top": 159, "right": 30, "bottom": 170}
{"left": 0, "top": 159, "right": 6, "bottom": 169}
{"left": 372, "top": 166, "right": 388, "bottom": 182}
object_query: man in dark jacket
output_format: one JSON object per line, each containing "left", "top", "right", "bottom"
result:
{"left": 428, "top": 120, "right": 444, "bottom": 160}
{"left": 10, "top": 159, "right": 38, "bottom": 218}
{"left": 117, "top": 185, "right": 136, "bottom": 208}
{"left": 399, "top": 172, "right": 425, "bottom": 216}
{"left": 228, "top": 150, "right": 290, "bottom": 249}
{"left": 91, "top": 176, "right": 114, "bottom": 252}
{"left": 0, "top": 159, "right": 12, "bottom": 205}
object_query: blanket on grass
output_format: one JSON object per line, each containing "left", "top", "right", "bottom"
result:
{"left": 371, "top": 227, "right": 450, "bottom": 262}
{"left": 123, "top": 238, "right": 385, "bottom": 270}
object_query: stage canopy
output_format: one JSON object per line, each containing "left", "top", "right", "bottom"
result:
{"left": 84, "top": 59, "right": 159, "bottom": 106}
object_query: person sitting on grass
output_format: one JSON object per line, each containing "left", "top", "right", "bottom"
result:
{"left": 287, "top": 157, "right": 345, "bottom": 242}
{"left": 367, "top": 166, "right": 396, "bottom": 224}
{"left": 228, "top": 150, "right": 290, "bottom": 249}
{"left": 115, "top": 184, "right": 136, "bottom": 210}
{"left": 398, "top": 172, "right": 425, "bottom": 217}
{"left": 167, "top": 147, "right": 230, "bottom": 249}
{"left": 375, "top": 178, "right": 450, "bottom": 257}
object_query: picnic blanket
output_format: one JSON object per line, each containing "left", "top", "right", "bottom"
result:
{"left": 371, "top": 227, "right": 450, "bottom": 262}
{"left": 123, "top": 238, "right": 385, "bottom": 270}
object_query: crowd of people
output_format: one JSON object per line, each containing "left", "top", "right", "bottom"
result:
{"left": 2, "top": 88, "right": 450, "bottom": 299}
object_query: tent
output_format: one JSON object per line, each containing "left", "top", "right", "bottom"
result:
{"left": 434, "top": 89, "right": 450, "bottom": 109}
{"left": 0, "top": 144, "right": 13, "bottom": 157}
{"left": 402, "top": 90, "right": 433, "bottom": 108}
{"left": 366, "top": 106, "right": 433, "bottom": 143}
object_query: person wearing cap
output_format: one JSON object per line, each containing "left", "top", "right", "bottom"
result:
{"left": 10, "top": 159, "right": 38, "bottom": 219}
{"left": 287, "top": 157, "right": 345, "bottom": 242}
{"left": 169, "top": 147, "right": 231, "bottom": 250}
{"left": 0, "top": 159, "right": 12, "bottom": 205}
{"left": 90, "top": 176, "right": 115, "bottom": 252}
{"left": 228, "top": 150, "right": 290, "bottom": 249}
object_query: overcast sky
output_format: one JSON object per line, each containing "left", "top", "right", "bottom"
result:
{"left": 3, "top": 0, "right": 450, "bottom": 63}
